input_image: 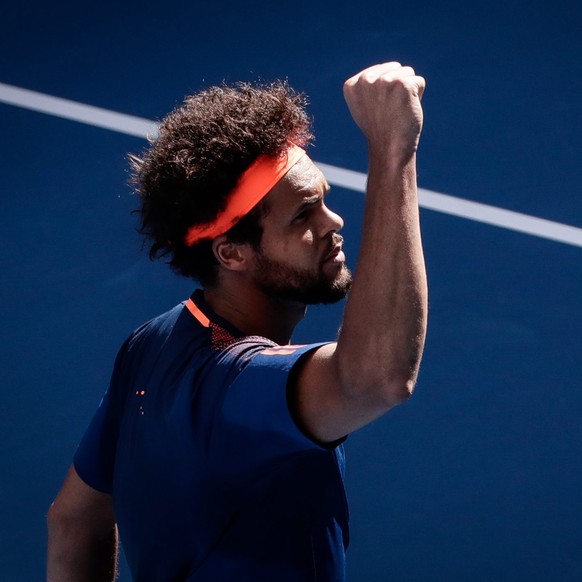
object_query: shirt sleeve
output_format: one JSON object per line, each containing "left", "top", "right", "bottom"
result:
{"left": 215, "top": 342, "right": 343, "bottom": 469}
{"left": 73, "top": 340, "right": 129, "bottom": 494}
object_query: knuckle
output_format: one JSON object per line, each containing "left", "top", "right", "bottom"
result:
{"left": 343, "top": 75, "right": 357, "bottom": 87}
{"left": 360, "top": 71, "right": 377, "bottom": 85}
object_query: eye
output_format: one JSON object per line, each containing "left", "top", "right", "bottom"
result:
{"left": 292, "top": 210, "right": 308, "bottom": 223}
{"left": 292, "top": 196, "right": 323, "bottom": 224}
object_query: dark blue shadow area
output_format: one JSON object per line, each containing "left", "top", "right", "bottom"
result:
{"left": 1, "top": 0, "right": 581, "bottom": 580}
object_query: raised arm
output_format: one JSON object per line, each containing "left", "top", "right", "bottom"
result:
{"left": 294, "top": 62, "right": 428, "bottom": 443}
{"left": 47, "top": 466, "right": 118, "bottom": 582}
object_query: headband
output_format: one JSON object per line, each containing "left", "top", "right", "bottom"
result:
{"left": 184, "top": 144, "right": 306, "bottom": 246}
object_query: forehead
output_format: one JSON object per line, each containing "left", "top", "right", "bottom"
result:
{"left": 264, "top": 155, "right": 328, "bottom": 212}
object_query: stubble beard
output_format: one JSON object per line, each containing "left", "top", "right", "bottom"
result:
{"left": 252, "top": 248, "right": 353, "bottom": 305}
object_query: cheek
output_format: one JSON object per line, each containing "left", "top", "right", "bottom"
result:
{"left": 262, "top": 227, "right": 315, "bottom": 258}
{"left": 301, "top": 230, "right": 315, "bottom": 245}
{"left": 288, "top": 230, "right": 315, "bottom": 256}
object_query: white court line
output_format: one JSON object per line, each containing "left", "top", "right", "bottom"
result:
{"left": 317, "top": 164, "right": 582, "bottom": 248}
{"left": 2, "top": 81, "right": 582, "bottom": 249}
{"left": 0, "top": 82, "right": 158, "bottom": 138}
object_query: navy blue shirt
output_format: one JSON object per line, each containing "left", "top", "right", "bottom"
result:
{"left": 74, "top": 290, "right": 349, "bottom": 581}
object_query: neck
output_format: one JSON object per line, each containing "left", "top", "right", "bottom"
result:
{"left": 203, "top": 282, "right": 307, "bottom": 345}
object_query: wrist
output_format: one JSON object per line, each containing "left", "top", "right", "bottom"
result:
{"left": 368, "top": 144, "right": 418, "bottom": 175}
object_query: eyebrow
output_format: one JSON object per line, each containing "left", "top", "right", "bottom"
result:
{"left": 292, "top": 194, "right": 321, "bottom": 217}
{"left": 300, "top": 194, "right": 322, "bottom": 206}
{"left": 295, "top": 183, "right": 331, "bottom": 209}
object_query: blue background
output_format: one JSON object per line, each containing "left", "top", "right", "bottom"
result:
{"left": 1, "top": 0, "right": 581, "bottom": 580}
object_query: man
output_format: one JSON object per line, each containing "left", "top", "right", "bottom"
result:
{"left": 47, "top": 62, "right": 427, "bottom": 581}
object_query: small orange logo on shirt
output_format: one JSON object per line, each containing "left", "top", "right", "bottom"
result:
{"left": 260, "top": 345, "right": 306, "bottom": 356}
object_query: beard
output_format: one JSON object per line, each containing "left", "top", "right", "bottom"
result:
{"left": 252, "top": 243, "right": 353, "bottom": 305}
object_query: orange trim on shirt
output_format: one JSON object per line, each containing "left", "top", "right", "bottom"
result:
{"left": 185, "top": 298, "right": 210, "bottom": 328}
{"left": 260, "top": 346, "right": 305, "bottom": 356}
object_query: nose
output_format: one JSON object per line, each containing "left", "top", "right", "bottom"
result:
{"left": 320, "top": 203, "right": 344, "bottom": 237}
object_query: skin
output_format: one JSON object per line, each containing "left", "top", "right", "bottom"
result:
{"left": 206, "top": 156, "right": 352, "bottom": 344}
{"left": 47, "top": 467, "right": 117, "bottom": 582}
{"left": 47, "top": 62, "right": 428, "bottom": 581}
{"left": 251, "top": 163, "right": 352, "bottom": 307}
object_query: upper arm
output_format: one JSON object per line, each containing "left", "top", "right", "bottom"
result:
{"left": 290, "top": 343, "right": 406, "bottom": 444}
{"left": 48, "top": 465, "right": 115, "bottom": 536}
{"left": 47, "top": 466, "right": 118, "bottom": 582}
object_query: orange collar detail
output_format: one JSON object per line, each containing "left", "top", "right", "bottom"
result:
{"left": 184, "top": 145, "right": 306, "bottom": 246}
{"left": 185, "top": 298, "right": 210, "bottom": 327}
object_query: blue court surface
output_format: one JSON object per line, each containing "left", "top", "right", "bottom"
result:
{"left": 1, "top": 1, "right": 581, "bottom": 580}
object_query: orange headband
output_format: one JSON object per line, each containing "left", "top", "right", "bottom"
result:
{"left": 184, "top": 144, "right": 306, "bottom": 246}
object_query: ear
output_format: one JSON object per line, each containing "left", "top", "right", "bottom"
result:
{"left": 212, "top": 235, "right": 251, "bottom": 272}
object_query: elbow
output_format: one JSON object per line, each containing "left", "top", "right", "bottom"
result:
{"left": 375, "top": 373, "right": 417, "bottom": 408}
{"left": 372, "top": 344, "right": 425, "bottom": 406}
{"left": 391, "top": 376, "right": 417, "bottom": 404}
{"left": 334, "top": 342, "right": 423, "bottom": 408}
{"left": 340, "top": 368, "right": 418, "bottom": 410}
{"left": 336, "top": 285, "right": 428, "bottom": 405}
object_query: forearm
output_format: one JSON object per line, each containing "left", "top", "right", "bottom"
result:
{"left": 293, "top": 63, "right": 428, "bottom": 442}
{"left": 47, "top": 518, "right": 118, "bottom": 582}
{"left": 335, "top": 152, "right": 427, "bottom": 401}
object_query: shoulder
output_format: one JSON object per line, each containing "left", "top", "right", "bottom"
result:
{"left": 223, "top": 340, "right": 331, "bottom": 383}
{"left": 127, "top": 302, "right": 185, "bottom": 347}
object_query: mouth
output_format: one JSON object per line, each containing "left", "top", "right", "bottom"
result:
{"left": 323, "top": 242, "right": 346, "bottom": 264}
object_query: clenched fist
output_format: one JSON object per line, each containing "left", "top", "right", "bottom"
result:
{"left": 343, "top": 62, "right": 425, "bottom": 162}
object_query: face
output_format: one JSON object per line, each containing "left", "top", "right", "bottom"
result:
{"left": 249, "top": 155, "right": 352, "bottom": 305}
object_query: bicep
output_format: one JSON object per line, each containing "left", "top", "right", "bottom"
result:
{"left": 291, "top": 343, "right": 399, "bottom": 443}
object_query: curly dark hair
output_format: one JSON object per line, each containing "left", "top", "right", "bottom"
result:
{"left": 129, "top": 80, "right": 313, "bottom": 287}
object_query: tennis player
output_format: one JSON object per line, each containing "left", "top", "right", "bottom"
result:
{"left": 47, "top": 62, "right": 427, "bottom": 581}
